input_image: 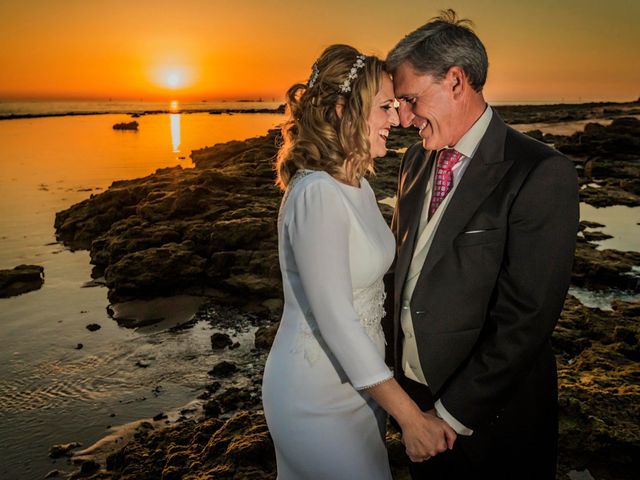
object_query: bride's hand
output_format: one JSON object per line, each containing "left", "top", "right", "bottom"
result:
{"left": 400, "top": 410, "right": 457, "bottom": 462}
{"left": 363, "top": 378, "right": 457, "bottom": 462}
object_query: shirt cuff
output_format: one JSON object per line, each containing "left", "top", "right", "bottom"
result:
{"left": 434, "top": 399, "right": 473, "bottom": 436}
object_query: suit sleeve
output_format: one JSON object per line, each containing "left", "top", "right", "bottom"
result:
{"left": 288, "top": 178, "right": 393, "bottom": 390}
{"left": 438, "top": 155, "right": 579, "bottom": 429}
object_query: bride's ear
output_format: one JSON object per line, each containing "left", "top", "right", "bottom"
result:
{"left": 335, "top": 99, "right": 345, "bottom": 119}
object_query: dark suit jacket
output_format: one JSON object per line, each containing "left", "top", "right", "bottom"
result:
{"left": 390, "top": 111, "right": 579, "bottom": 432}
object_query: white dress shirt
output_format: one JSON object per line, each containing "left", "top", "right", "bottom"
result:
{"left": 401, "top": 105, "right": 493, "bottom": 435}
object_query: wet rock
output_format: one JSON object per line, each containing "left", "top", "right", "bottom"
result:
{"left": 75, "top": 343, "right": 84, "bottom": 349}
{"left": 100, "top": 412, "right": 275, "bottom": 479}
{"left": 203, "top": 386, "right": 259, "bottom": 417}
{"left": 201, "top": 412, "right": 275, "bottom": 475}
{"left": 524, "top": 129, "right": 544, "bottom": 141}
{"left": 104, "top": 243, "right": 207, "bottom": 303}
{"left": 210, "top": 332, "right": 233, "bottom": 350}
{"left": 579, "top": 221, "right": 605, "bottom": 230}
{"left": 554, "top": 295, "right": 640, "bottom": 477}
{"left": 223, "top": 273, "right": 281, "bottom": 296}
{"left": 113, "top": 121, "right": 138, "bottom": 130}
{"left": 179, "top": 407, "right": 197, "bottom": 416}
{"left": 86, "top": 323, "right": 101, "bottom": 332}
{"left": 115, "top": 316, "right": 165, "bottom": 328}
{"left": 55, "top": 178, "right": 152, "bottom": 250}
{"left": 572, "top": 243, "right": 640, "bottom": 291}
{"left": 261, "top": 298, "right": 283, "bottom": 314}
{"left": 579, "top": 183, "right": 640, "bottom": 207}
{"left": 556, "top": 117, "right": 640, "bottom": 207}
{"left": 611, "top": 299, "right": 640, "bottom": 317}
{"left": 206, "top": 381, "right": 222, "bottom": 393}
{"left": 209, "top": 361, "right": 237, "bottom": 378}
{"left": 153, "top": 412, "right": 167, "bottom": 421}
{"left": 79, "top": 459, "right": 100, "bottom": 475}
{"left": 92, "top": 222, "right": 182, "bottom": 269}
{"left": 254, "top": 322, "right": 279, "bottom": 350}
{"left": 49, "top": 442, "right": 81, "bottom": 458}
{"left": 581, "top": 230, "right": 613, "bottom": 242}
{"left": 203, "top": 399, "right": 221, "bottom": 417}
{"left": 0, "top": 264, "right": 44, "bottom": 298}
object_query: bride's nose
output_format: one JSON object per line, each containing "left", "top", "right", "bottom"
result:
{"left": 389, "top": 104, "right": 400, "bottom": 127}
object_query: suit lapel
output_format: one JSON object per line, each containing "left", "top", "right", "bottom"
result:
{"left": 414, "top": 114, "right": 512, "bottom": 290}
{"left": 395, "top": 147, "right": 435, "bottom": 297}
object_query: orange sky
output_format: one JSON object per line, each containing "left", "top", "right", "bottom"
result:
{"left": 0, "top": 0, "right": 638, "bottom": 103}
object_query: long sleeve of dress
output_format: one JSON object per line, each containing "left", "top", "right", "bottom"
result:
{"left": 287, "top": 178, "right": 393, "bottom": 390}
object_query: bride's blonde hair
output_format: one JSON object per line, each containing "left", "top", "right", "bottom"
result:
{"left": 275, "top": 44, "right": 384, "bottom": 190}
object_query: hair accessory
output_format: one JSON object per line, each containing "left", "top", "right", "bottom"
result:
{"left": 307, "top": 62, "right": 319, "bottom": 88}
{"left": 339, "top": 55, "right": 366, "bottom": 93}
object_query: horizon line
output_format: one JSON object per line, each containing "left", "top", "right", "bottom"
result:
{"left": 1, "top": 97, "right": 638, "bottom": 105}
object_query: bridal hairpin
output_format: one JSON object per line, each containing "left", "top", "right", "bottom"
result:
{"left": 339, "top": 55, "right": 366, "bottom": 93}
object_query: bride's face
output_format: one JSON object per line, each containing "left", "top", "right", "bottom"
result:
{"left": 367, "top": 74, "right": 400, "bottom": 159}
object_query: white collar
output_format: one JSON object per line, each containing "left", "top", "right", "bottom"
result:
{"left": 448, "top": 105, "right": 493, "bottom": 159}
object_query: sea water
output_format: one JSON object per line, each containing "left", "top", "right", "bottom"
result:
{"left": 0, "top": 108, "right": 282, "bottom": 478}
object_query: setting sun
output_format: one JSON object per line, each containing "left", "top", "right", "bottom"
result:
{"left": 151, "top": 65, "right": 193, "bottom": 91}
{"left": 166, "top": 72, "right": 182, "bottom": 88}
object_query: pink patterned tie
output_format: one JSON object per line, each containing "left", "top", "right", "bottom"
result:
{"left": 428, "top": 148, "right": 463, "bottom": 220}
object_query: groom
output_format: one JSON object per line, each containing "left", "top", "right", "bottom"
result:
{"left": 386, "top": 10, "right": 579, "bottom": 479}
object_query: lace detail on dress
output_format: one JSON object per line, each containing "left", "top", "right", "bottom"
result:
{"left": 281, "top": 169, "right": 315, "bottom": 206}
{"left": 291, "top": 308, "right": 323, "bottom": 365}
{"left": 292, "top": 278, "right": 387, "bottom": 365}
{"left": 278, "top": 169, "right": 315, "bottom": 230}
{"left": 352, "top": 278, "right": 387, "bottom": 346}
{"left": 357, "top": 374, "right": 394, "bottom": 391}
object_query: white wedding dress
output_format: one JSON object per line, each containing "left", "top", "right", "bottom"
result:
{"left": 262, "top": 170, "right": 395, "bottom": 479}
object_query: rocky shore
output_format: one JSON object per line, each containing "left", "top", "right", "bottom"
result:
{"left": 53, "top": 103, "right": 639, "bottom": 479}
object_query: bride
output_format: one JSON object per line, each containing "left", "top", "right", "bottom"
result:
{"left": 262, "top": 44, "right": 455, "bottom": 479}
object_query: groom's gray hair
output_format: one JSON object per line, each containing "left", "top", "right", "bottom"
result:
{"left": 387, "top": 9, "right": 488, "bottom": 92}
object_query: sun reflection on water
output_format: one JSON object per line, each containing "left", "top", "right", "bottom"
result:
{"left": 170, "top": 113, "right": 181, "bottom": 153}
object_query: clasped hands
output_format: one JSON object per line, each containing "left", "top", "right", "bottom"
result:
{"left": 400, "top": 408, "right": 457, "bottom": 463}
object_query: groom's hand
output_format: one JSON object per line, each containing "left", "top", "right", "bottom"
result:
{"left": 426, "top": 408, "right": 457, "bottom": 450}
{"left": 401, "top": 410, "right": 457, "bottom": 462}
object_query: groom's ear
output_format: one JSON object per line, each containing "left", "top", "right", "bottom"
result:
{"left": 446, "top": 66, "right": 467, "bottom": 99}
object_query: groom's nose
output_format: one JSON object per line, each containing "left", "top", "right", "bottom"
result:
{"left": 398, "top": 100, "right": 414, "bottom": 128}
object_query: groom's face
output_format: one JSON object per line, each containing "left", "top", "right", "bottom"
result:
{"left": 393, "top": 62, "right": 459, "bottom": 151}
